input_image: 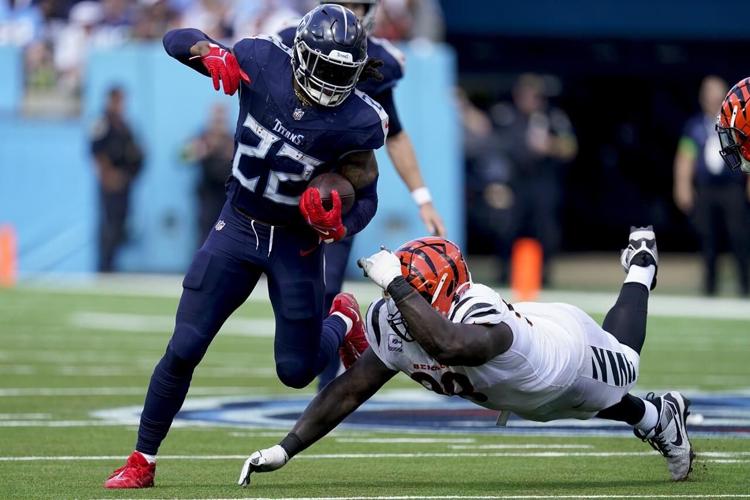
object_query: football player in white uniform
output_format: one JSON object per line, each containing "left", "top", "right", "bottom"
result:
{"left": 237, "top": 227, "right": 694, "bottom": 484}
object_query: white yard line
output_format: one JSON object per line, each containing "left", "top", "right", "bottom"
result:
{"left": 0, "top": 420, "right": 137, "bottom": 427}
{"left": 18, "top": 276, "right": 750, "bottom": 320}
{"left": 335, "top": 438, "right": 477, "bottom": 444}
{"left": 0, "top": 386, "right": 269, "bottom": 397}
{"left": 89, "top": 496, "right": 750, "bottom": 500}
{"left": 0, "top": 413, "right": 50, "bottom": 420}
{"left": 3, "top": 451, "right": 750, "bottom": 461}
{"left": 449, "top": 444, "right": 592, "bottom": 450}
{"left": 70, "top": 311, "right": 276, "bottom": 337}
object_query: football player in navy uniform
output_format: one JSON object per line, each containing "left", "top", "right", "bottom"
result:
{"left": 104, "top": 5, "right": 388, "bottom": 489}
{"left": 278, "top": 0, "right": 446, "bottom": 389}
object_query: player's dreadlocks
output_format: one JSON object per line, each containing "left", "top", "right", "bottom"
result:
{"left": 361, "top": 58, "right": 384, "bottom": 83}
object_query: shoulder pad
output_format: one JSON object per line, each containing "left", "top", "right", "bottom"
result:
{"left": 368, "top": 36, "right": 405, "bottom": 78}
{"left": 276, "top": 25, "right": 297, "bottom": 48}
{"left": 249, "top": 34, "right": 292, "bottom": 56}
{"left": 357, "top": 37, "right": 405, "bottom": 95}
{"left": 351, "top": 89, "right": 389, "bottom": 146}
{"left": 448, "top": 283, "right": 507, "bottom": 325}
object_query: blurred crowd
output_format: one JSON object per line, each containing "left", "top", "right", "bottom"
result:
{"left": 0, "top": 0, "right": 443, "bottom": 114}
{"left": 459, "top": 73, "right": 750, "bottom": 295}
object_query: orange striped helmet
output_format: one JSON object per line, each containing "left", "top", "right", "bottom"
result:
{"left": 394, "top": 237, "right": 471, "bottom": 314}
{"left": 716, "top": 77, "right": 750, "bottom": 173}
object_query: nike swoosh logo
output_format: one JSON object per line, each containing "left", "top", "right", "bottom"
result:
{"left": 318, "top": 229, "right": 331, "bottom": 236}
{"left": 665, "top": 400, "right": 683, "bottom": 447}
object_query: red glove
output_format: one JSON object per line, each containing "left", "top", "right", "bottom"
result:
{"left": 299, "top": 188, "right": 347, "bottom": 243}
{"left": 191, "top": 43, "right": 250, "bottom": 95}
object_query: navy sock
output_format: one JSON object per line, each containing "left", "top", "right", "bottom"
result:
{"left": 136, "top": 347, "right": 196, "bottom": 455}
{"left": 315, "top": 315, "right": 347, "bottom": 374}
{"left": 317, "top": 292, "right": 343, "bottom": 390}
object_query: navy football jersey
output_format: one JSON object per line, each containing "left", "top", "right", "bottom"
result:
{"left": 277, "top": 27, "right": 404, "bottom": 97}
{"left": 228, "top": 35, "right": 388, "bottom": 225}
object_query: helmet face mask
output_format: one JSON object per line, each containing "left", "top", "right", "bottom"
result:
{"left": 385, "top": 297, "right": 413, "bottom": 342}
{"left": 293, "top": 40, "right": 366, "bottom": 106}
{"left": 717, "top": 77, "right": 750, "bottom": 173}
{"left": 716, "top": 124, "right": 750, "bottom": 172}
{"left": 292, "top": 5, "right": 368, "bottom": 107}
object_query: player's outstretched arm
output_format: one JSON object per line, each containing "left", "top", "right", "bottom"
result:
{"left": 372, "top": 88, "right": 444, "bottom": 236}
{"left": 163, "top": 29, "right": 248, "bottom": 95}
{"left": 338, "top": 150, "right": 380, "bottom": 237}
{"left": 386, "top": 130, "right": 445, "bottom": 237}
{"left": 238, "top": 348, "right": 396, "bottom": 486}
{"left": 359, "top": 250, "right": 513, "bottom": 366}
{"left": 163, "top": 29, "right": 227, "bottom": 75}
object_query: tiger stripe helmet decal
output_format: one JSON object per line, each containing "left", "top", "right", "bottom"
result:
{"left": 394, "top": 237, "right": 471, "bottom": 314}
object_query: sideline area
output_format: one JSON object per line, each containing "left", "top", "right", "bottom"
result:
{"left": 16, "top": 272, "right": 750, "bottom": 321}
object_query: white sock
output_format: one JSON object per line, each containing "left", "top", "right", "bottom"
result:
{"left": 331, "top": 311, "right": 353, "bottom": 333}
{"left": 624, "top": 265, "right": 655, "bottom": 289}
{"left": 136, "top": 451, "right": 157, "bottom": 464}
{"left": 634, "top": 399, "right": 659, "bottom": 433}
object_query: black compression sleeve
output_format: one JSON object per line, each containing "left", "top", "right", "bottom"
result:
{"left": 386, "top": 276, "right": 416, "bottom": 302}
{"left": 279, "top": 432, "right": 305, "bottom": 458}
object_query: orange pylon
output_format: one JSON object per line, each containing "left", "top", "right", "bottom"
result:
{"left": 0, "top": 225, "right": 18, "bottom": 287}
{"left": 510, "top": 238, "right": 542, "bottom": 301}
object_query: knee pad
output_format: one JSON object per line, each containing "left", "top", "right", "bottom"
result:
{"left": 275, "top": 360, "right": 315, "bottom": 389}
{"left": 159, "top": 345, "right": 198, "bottom": 378}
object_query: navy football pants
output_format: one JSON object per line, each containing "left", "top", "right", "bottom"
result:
{"left": 136, "top": 201, "right": 346, "bottom": 454}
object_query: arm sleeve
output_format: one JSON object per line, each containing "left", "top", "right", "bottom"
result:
{"left": 162, "top": 28, "right": 229, "bottom": 77}
{"left": 342, "top": 176, "right": 378, "bottom": 237}
{"left": 373, "top": 88, "right": 403, "bottom": 138}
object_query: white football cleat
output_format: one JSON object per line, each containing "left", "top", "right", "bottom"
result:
{"left": 620, "top": 225, "right": 658, "bottom": 290}
{"left": 634, "top": 391, "right": 695, "bottom": 481}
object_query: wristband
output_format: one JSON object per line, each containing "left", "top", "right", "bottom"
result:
{"left": 386, "top": 276, "right": 416, "bottom": 303}
{"left": 279, "top": 432, "right": 305, "bottom": 459}
{"left": 410, "top": 187, "right": 432, "bottom": 206}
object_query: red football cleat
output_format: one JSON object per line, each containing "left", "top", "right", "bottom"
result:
{"left": 330, "top": 292, "right": 369, "bottom": 369}
{"left": 104, "top": 451, "right": 155, "bottom": 489}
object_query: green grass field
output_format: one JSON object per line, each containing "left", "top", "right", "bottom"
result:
{"left": 1, "top": 282, "right": 749, "bottom": 499}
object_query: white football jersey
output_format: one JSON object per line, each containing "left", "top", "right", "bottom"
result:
{"left": 365, "top": 283, "right": 639, "bottom": 422}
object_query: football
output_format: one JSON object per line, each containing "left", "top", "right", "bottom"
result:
{"left": 308, "top": 172, "right": 356, "bottom": 214}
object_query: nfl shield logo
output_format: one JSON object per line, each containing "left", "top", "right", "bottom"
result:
{"left": 388, "top": 334, "right": 403, "bottom": 352}
{"left": 293, "top": 108, "right": 305, "bottom": 120}
{"left": 214, "top": 219, "right": 226, "bottom": 231}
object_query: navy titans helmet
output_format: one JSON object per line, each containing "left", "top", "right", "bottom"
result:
{"left": 319, "top": 0, "right": 379, "bottom": 34}
{"left": 292, "top": 5, "right": 368, "bottom": 107}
